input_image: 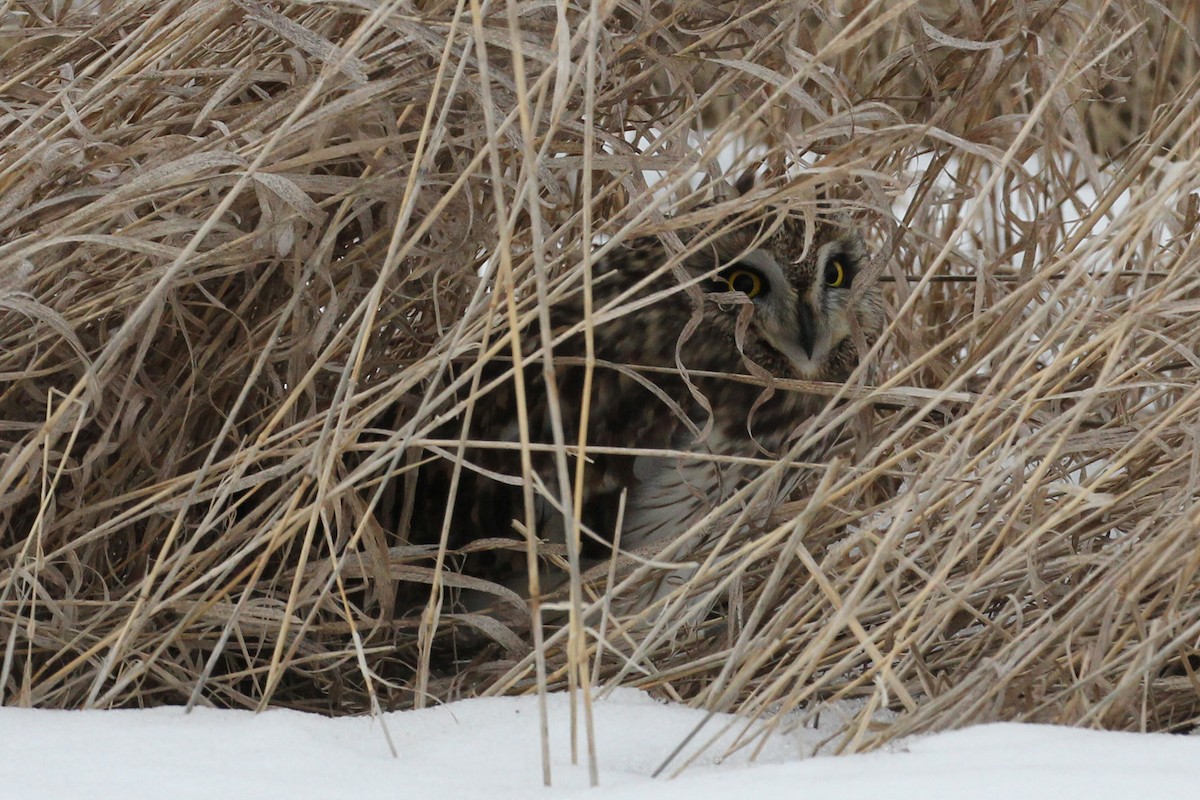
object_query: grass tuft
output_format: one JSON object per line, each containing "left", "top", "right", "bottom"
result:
{"left": 2, "top": 0, "right": 1198, "bottom": 751}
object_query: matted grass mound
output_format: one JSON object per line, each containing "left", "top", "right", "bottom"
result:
{"left": 2, "top": 0, "right": 1198, "bottom": 749}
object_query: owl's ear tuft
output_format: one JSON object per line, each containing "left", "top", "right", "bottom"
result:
{"left": 814, "top": 185, "right": 833, "bottom": 213}
{"left": 711, "top": 168, "right": 760, "bottom": 203}
{"left": 734, "top": 168, "right": 759, "bottom": 197}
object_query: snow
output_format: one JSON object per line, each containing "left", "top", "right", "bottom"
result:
{"left": 1, "top": 689, "right": 1196, "bottom": 799}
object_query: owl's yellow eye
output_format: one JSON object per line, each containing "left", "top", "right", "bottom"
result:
{"left": 725, "top": 269, "right": 764, "bottom": 298}
{"left": 825, "top": 258, "right": 846, "bottom": 288}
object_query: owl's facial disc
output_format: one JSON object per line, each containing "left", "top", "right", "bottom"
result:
{"left": 708, "top": 245, "right": 859, "bottom": 378}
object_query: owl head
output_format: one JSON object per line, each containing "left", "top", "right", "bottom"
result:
{"left": 677, "top": 209, "right": 886, "bottom": 382}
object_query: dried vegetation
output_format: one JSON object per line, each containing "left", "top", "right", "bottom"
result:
{"left": 2, "top": 0, "right": 1199, "bottom": 756}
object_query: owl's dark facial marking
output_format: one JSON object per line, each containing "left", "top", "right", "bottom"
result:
{"left": 725, "top": 268, "right": 765, "bottom": 297}
{"left": 815, "top": 241, "right": 862, "bottom": 319}
{"left": 708, "top": 265, "right": 768, "bottom": 298}
{"left": 824, "top": 254, "right": 853, "bottom": 288}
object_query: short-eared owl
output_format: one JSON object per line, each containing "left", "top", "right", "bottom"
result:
{"left": 403, "top": 207, "right": 885, "bottom": 602}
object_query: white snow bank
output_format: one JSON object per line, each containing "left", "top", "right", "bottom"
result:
{"left": 1, "top": 689, "right": 1196, "bottom": 799}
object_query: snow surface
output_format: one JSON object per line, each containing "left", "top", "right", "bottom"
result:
{"left": 2, "top": 689, "right": 1197, "bottom": 799}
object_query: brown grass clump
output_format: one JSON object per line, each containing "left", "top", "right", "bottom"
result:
{"left": 2, "top": 0, "right": 1199, "bottom": 756}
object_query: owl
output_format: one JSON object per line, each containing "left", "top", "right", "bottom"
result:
{"left": 399, "top": 205, "right": 885, "bottom": 608}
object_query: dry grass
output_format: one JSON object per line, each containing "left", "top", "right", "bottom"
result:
{"left": 2, "top": 0, "right": 1199, "bottom": 758}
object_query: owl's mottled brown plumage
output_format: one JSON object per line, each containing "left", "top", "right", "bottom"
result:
{"left": 402, "top": 209, "right": 885, "bottom": 601}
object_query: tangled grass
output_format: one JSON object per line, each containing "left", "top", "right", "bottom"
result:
{"left": 2, "top": 0, "right": 1199, "bottom": 760}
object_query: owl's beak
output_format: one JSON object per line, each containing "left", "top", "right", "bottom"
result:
{"left": 797, "top": 304, "right": 818, "bottom": 358}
